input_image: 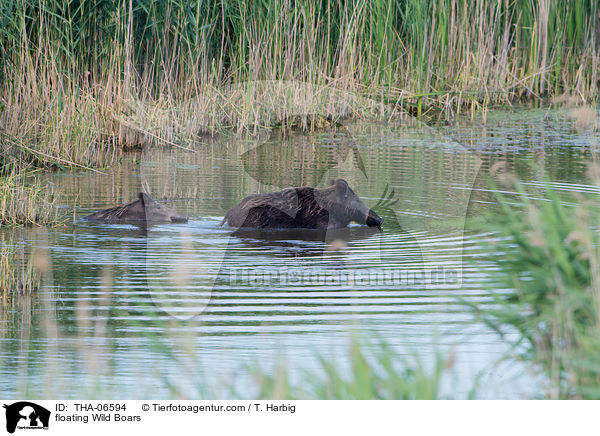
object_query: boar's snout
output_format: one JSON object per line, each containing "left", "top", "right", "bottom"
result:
{"left": 170, "top": 213, "right": 189, "bottom": 223}
{"left": 142, "top": 194, "right": 189, "bottom": 223}
{"left": 366, "top": 209, "right": 383, "bottom": 230}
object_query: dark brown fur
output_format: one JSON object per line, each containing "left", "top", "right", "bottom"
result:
{"left": 222, "top": 179, "right": 382, "bottom": 230}
{"left": 85, "top": 192, "right": 188, "bottom": 224}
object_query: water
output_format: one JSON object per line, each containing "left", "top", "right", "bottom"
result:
{"left": 1, "top": 108, "right": 599, "bottom": 399}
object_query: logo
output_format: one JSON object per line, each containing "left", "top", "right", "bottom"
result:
{"left": 3, "top": 402, "right": 50, "bottom": 434}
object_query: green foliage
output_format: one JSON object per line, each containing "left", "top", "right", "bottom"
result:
{"left": 0, "top": 0, "right": 598, "bottom": 149}
{"left": 473, "top": 171, "right": 600, "bottom": 398}
{"left": 0, "top": 235, "right": 40, "bottom": 298}
{"left": 249, "top": 336, "right": 449, "bottom": 400}
{"left": 0, "top": 0, "right": 598, "bottom": 171}
{"left": 0, "top": 163, "right": 64, "bottom": 227}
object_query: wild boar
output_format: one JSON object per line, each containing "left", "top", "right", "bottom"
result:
{"left": 222, "top": 178, "right": 382, "bottom": 230}
{"left": 85, "top": 192, "right": 188, "bottom": 224}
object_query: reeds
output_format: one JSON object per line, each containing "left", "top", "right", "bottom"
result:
{"left": 0, "top": 0, "right": 598, "bottom": 166}
{"left": 473, "top": 166, "right": 600, "bottom": 399}
{"left": 0, "top": 163, "right": 63, "bottom": 226}
{"left": 0, "top": 237, "right": 40, "bottom": 299}
{"left": 248, "top": 336, "right": 450, "bottom": 400}
{"left": 150, "top": 332, "right": 451, "bottom": 399}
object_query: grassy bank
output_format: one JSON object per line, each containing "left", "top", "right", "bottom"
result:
{"left": 473, "top": 166, "right": 600, "bottom": 399}
{"left": 1, "top": 0, "right": 598, "bottom": 168}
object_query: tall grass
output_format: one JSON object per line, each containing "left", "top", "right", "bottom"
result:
{"left": 0, "top": 163, "right": 63, "bottom": 226}
{"left": 247, "top": 337, "right": 450, "bottom": 400}
{"left": 0, "top": 0, "right": 598, "bottom": 167}
{"left": 473, "top": 166, "right": 600, "bottom": 399}
{"left": 0, "top": 236, "right": 40, "bottom": 300}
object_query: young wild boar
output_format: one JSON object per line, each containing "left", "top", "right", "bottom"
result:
{"left": 222, "top": 178, "right": 383, "bottom": 230}
{"left": 85, "top": 192, "right": 188, "bottom": 224}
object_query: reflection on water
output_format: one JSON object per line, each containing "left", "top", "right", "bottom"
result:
{"left": 1, "top": 108, "right": 599, "bottom": 399}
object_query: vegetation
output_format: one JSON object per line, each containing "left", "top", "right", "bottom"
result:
{"left": 248, "top": 337, "right": 450, "bottom": 399}
{"left": 0, "top": 163, "right": 64, "bottom": 226}
{"left": 73, "top": 330, "right": 452, "bottom": 399}
{"left": 2, "top": 242, "right": 451, "bottom": 399}
{"left": 472, "top": 166, "right": 600, "bottom": 399}
{"left": 0, "top": 236, "right": 40, "bottom": 300}
{"left": 1, "top": 0, "right": 598, "bottom": 168}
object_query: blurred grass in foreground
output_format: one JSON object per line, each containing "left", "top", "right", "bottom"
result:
{"left": 154, "top": 333, "right": 452, "bottom": 400}
{"left": 471, "top": 165, "right": 600, "bottom": 399}
{"left": 248, "top": 337, "right": 450, "bottom": 400}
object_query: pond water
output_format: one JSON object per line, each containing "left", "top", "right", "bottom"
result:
{"left": 1, "top": 108, "right": 599, "bottom": 399}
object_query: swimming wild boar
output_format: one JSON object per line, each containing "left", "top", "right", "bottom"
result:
{"left": 222, "top": 178, "right": 383, "bottom": 230}
{"left": 85, "top": 192, "right": 188, "bottom": 224}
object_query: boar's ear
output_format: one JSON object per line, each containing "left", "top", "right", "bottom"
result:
{"left": 329, "top": 178, "right": 336, "bottom": 186}
{"left": 138, "top": 192, "right": 153, "bottom": 206}
{"left": 333, "top": 178, "right": 348, "bottom": 197}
